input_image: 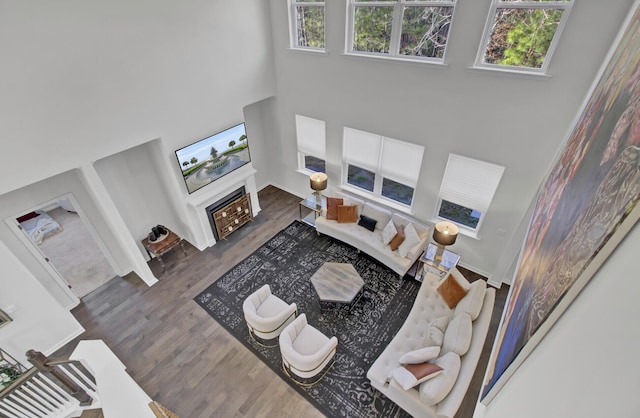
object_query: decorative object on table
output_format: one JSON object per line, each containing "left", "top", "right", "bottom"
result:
{"left": 432, "top": 221, "right": 459, "bottom": 263}
{"left": 309, "top": 172, "right": 328, "bottom": 202}
{"left": 481, "top": 4, "right": 640, "bottom": 404}
{"left": 194, "top": 220, "right": 418, "bottom": 418}
{"left": 0, "top": 348, "right": 27, "bottom": 392}
{"left": 141, "top": 227, "right": 187, "bottom": 270}
{"left": 0, "top": 310, "right": 11, "bottom": 329}
{"left": 149, "top": 224, "right": 168, "bottom": 242}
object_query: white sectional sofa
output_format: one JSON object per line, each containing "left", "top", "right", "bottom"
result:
{"left": 315, "top": 192, "right": 430, "bottom": 277}
{"left": 367, "top": 268, "right": 496, "bottom": 418}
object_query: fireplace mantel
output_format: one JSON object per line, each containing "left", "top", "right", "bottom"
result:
{"left": 185, "top": 164, "right": 261, "bottom": 250}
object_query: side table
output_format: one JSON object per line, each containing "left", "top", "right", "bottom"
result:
{"left": 299, "top": 194, "right": 326, "bottom": 227}
{"left": 414, "top": 242, "right": 461, "bottom": 282}
{"left": 141, "top": 229, "right": 187, "bottom": 270}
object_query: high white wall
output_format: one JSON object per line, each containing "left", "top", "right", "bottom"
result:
{"left": 265, "top": 0, "right": 634, "bottom": 279}
{"left": 476, "top": 222, "right": 640, "bottom": 418}
{"left": 0, "top": 0, "right": 277, "bottom": 353}
{"left": 0, "top": 0, "right": 276, "bottom": 197}
{"left": 0, "top": 239, "right": 84, "bottom": 365}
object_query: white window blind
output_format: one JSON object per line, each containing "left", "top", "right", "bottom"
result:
{"left": 380, "top": 138, "right": 424, "bottom": 188}
{"left": 296, "top": 115, "right": 326, "bottom": 159}
{"left": 343, "top": 127, "right": 382, "bottom": 172}
{"left": 439, "top": 154, "right": 505, "bottom": 213}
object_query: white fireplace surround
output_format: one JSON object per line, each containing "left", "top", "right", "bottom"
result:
{"left": 185, "top": 163, "right": 261, "bottom": 250}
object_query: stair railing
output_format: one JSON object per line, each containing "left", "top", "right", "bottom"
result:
{"left": 0, "top": 350, "right": 98, "bottom": 417}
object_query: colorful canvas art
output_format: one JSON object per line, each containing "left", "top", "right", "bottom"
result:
{"left": 481, "top": 4, "right": 640, "bottom": 402}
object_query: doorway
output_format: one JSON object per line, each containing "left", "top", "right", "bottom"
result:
{"left": 13, "top": 195, "right": 117, "bottom": 299}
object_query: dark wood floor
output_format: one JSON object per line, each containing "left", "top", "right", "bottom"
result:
{"left": 57, "top": 185, "right": 508, "bottom": 418}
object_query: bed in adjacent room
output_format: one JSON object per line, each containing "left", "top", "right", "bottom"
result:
{"left": 17, "top": 211, "right": 63, "bottom": 244}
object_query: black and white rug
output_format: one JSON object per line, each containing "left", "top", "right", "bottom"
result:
{"left": 194, "top": 221, "right": 419, "bottom": 417}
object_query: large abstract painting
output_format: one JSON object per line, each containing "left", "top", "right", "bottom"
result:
{"left": 481, "top": 3, "right": 640, "bottom": 403}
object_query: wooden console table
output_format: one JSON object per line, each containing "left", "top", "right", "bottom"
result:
{"left": 141, "top": 228, "right": 186, "bottom": 270}
{"left": 213, "top": 193, "right": 253, "bottom": 240}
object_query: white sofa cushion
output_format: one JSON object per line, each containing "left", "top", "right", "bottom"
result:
{"left": 454, "top": 280, "right": 487, "bottom": 321}
{"left": 424, "top": 316, "right": 450, "bottom": 346}
{"left": 391, "top": 213, "right": 429, "bottom": 239}
{"left": 441, "top": 312, "right": 472, "bottom": 356}
{"left": 430, "top": 316, "right": 451, "bottom": 332}
{"left": 362, "top": 202, "right": 392, "bottom": 231}
{"left": 399, "top": 346, "right": 441, "bottom": 364}
{"left": 419, "top": 352, "right": 461, "bottom": 406}
{"left": 382, "top": 219, "right": 398, "bottom": 245}
{"left": 391, "top": 363, "right": 444, "bottom": 390}
{"left": 398, "top": 223, "right": 421, "bottom": 257}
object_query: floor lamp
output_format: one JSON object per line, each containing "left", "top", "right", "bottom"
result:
{"left": 432, "top": 221, "right": 459, "bottom": 264}
{"left": 309, "top": 173, "right": 328, "bottom": 207}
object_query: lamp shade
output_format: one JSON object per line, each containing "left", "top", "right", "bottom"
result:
{"left": 310, "top": 173, "right": 328, "bottom": 191}
{"left": 433, "top": 221, "right": 459, "bottom": 246}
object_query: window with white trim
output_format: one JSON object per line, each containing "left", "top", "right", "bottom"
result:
{"left": 475, "top": 0, "right": 573, "bottom": 73}
{"left": 289, "top": 0, "right": 325, "bottom": 50}
{"left": 296, "top": 115, "right": 326, "bottom": 173}
{"left": 343, "top": 127, "right": 424, "bottom": 207}
{"left": 346, "top": 0, "right": 457, "bottom": 62}
{"left": 436, "top": 154, "right": 504, "bottom": 233}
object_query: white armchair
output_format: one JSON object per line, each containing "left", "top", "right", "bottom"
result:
{"left": 279, "top": 313, "right": 338, "bottom": 384}
{"left": 242, "top": 284, "right": 297, "bottom": 344}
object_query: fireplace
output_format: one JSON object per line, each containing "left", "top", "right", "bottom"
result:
{"left": 205, "top": 186, "right": 246, "bottom": 241}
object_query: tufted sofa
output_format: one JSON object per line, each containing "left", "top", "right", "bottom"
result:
{"left": 315, "top": 192, "right": 430, "bottom": 278}
{"left": 367, "top": 267, "right": 495, "bottom": 418}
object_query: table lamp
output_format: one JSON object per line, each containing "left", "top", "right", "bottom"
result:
{"left": 309, "top": 172, "right": 328, "bottom": 205}
{"left": 432, "top": 221, "right": 459, "bottom": 264}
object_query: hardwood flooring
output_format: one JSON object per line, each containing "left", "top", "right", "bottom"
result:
{"left": 57, "top": 185, "right": 508, "bottom": 418}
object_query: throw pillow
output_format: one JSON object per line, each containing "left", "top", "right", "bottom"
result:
{"left": 454, "top": 279, "right": 487, "bottom": 321}
{"left": 337, "top": 205, "right": 358, "bottom": 223}
{"left": 391, "top": 362, "right": 444, "bottom": 391}
{"left": 450, "top": 267, "right": 472, "bottom": 291}
{"left": 398, "top": 223, "right": 421, "bottom": 258}
{"left": 430, "top": 316, "right": 451, "bottom": 333}
{"left": 357, "top": 214, "right": 377, "bottom": 232}
{"left": 437, "top": 273, "right": 468, "bottom": 309}
{"left": 425, "top": 326, "right": 445, "bottom": 347}
{"left": 381, "top": 219, "right": 397, "bottom": 245}
{"left": 326, "top": 197, "right": 343, "bottom": 221}
{"left": 398, "top": 346, "right": 441, "bottom": 365}
{"left": 389, "top": 224, "right": 405, "bottom": 251}
{"left": 424, "top": 315, "right": 450, "bottom": 347}
{"left": 362, "top": 203, "right": 392, "bottom": 231}
{"left": 419, "top": 352, "right": 461, "bottom": 406}
{"left": 441, "top": 312, "right": 472, "bottom": 356}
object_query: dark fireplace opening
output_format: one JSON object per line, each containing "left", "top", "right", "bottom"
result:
{"left": 206, "top": 186, "right": 246, "bottom": 241}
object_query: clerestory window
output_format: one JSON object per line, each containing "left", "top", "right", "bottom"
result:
{"left": 346, "top": 0, "right": 457, "bottom": 62}
{"left": 475, "top": 0, "right": 573, "bottom": 74}
{"left": 289, "top": 0, "right": 326, "bottom": 51}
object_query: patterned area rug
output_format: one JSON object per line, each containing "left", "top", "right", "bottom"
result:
{"left": 194, "top": 221, "right": 419, "bottom": 417}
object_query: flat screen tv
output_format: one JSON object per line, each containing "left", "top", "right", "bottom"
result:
{"left": 175, "top": 122, "right": 251, "bottom": 194}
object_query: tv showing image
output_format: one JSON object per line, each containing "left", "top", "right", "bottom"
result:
{"left": 175, "top": 122, "right": 251, "bottom": 194}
